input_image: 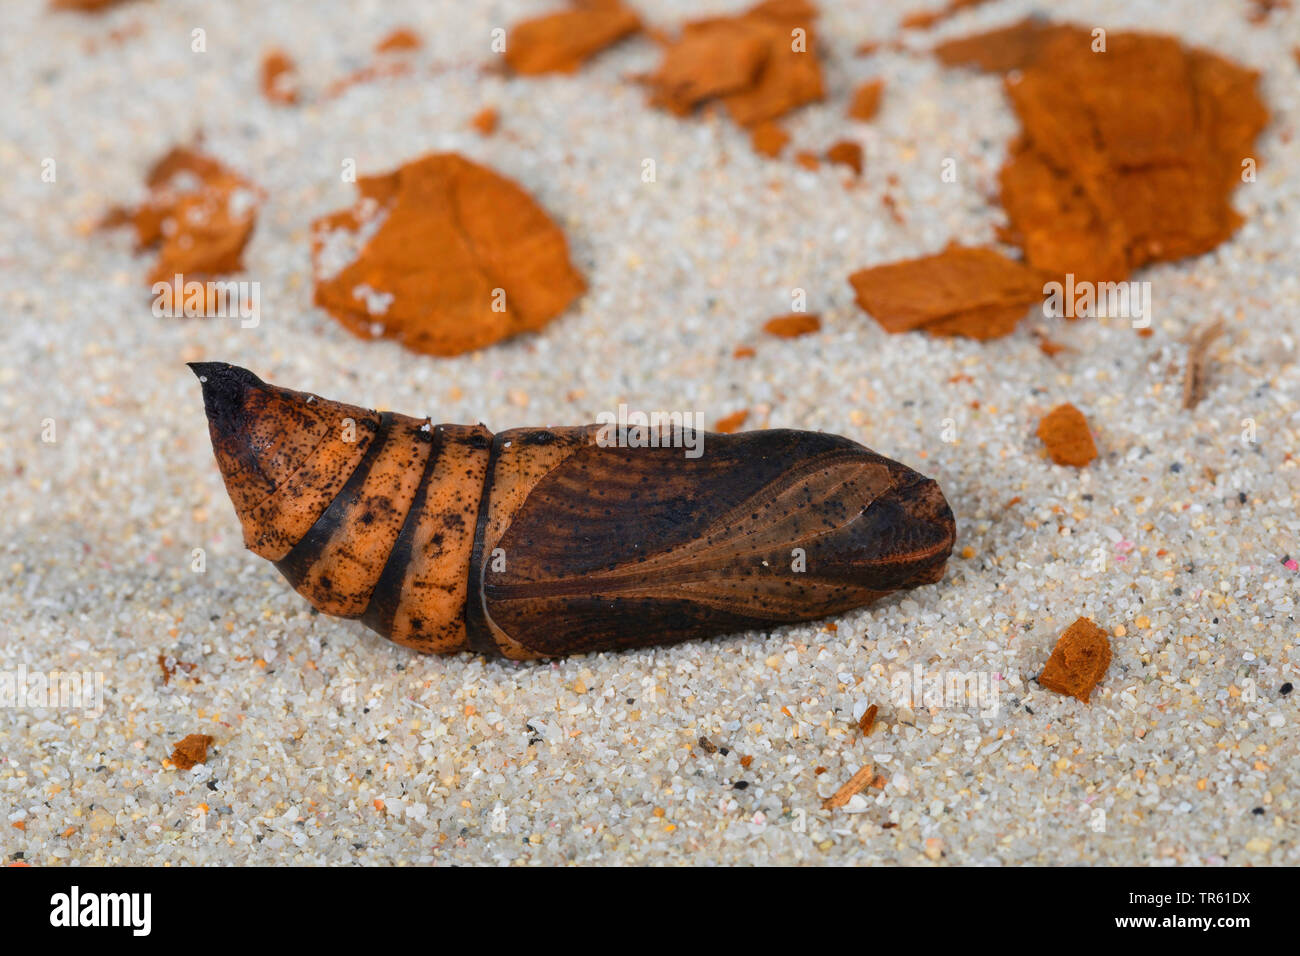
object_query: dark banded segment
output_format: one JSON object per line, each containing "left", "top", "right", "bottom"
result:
{"left": 241, "top": 412, "right": 381, "bottom": 560}
{"left": 274, "top": 412, "right": 395, "bottom": 591}
{"left": 273, "top": 412, "right": 438, "bottom": 618}
{"left": 464, "top": 429, "right": 506, "bottom": 656}
{"left": 358, "top": 424, "right": 444, "bottom": 639}
{"left": 467, "top": 425, "right": 599, "bottom": 659}
{"left": 369, "top": 424, "right": 493, "bottom": 653}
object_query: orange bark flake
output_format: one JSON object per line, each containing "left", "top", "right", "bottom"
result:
{"left": 794, "top": 151, "right": 820, "bottom": 171}
{"left": 849, "top": 244, "right": 1048, "bottom": 340}
{"left": 311, "top": 153, "right": 586, "bottom": 356}
{"left": 1038, "top": 617, "right": 1112, "bottom": 703}
{"left": 50, "top": 0, "right": 135, "bottom": 10}
{"left": 376, "top": 28, "right": 422, "bottom": 53}
{"left": 750, "top": 121, "right": 790, "bottom": 158}
{"left": 858, "top": 704, "right": 879, "bottom": 735}
{"left": 847, "top": 78, "right": 884, "bottom": 121}
{"left": 642, "top": 0, "right": 825, "bottom": 128}
{"left": 825, "top": 140, "right": 863, "bottom": 176}
{"left": 714, "top": 410, "right": 750, "bottom": 433}
{"left": 260, "top": 49, "right": 299, "bottom": 105}
{"left": 471, "top": 107, "right": 500, "bottom": 136}
{"left": 933, "top": 18, "right": 1075, "bottom": 72}
{"left": 901, "top": 0, "right": 992, "bottom": 30}
{"left": 169, "top": 734, "right": 215, "bottom": 770}
{"left": 1036, "top": 403, "right": 1097, "bottom": 467}
{"left": 762, "top": 313, "right": 821, "bottom": 337}
{"left": 101, "top": 146, "right": 260, "bottom": 288}
{"left": 504, "top": 0, "right": 642, "bottom": 75}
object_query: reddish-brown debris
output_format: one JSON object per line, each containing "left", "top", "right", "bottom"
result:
{"left": 504, "top": 0, "right": 642, "bottom": 75}
{"left": 1038, "top": 617, "right": 1112, "bottom": 703}
{"left": 311, "top": 153, "right": 585, "bottom": 356}
{"left": 849, "top": 244, "right": 1050, "bottom": 340}
{"left": 1036, "top": 403, "right": 1097, "bottom": 467}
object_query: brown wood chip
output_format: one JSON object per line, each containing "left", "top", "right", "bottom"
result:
{"left": 1182, "top": 318, "right": 1226, "bottom": 409}
{"left": 762, "top": 313, "right": 821, "bottom": 337}
{"left": 857, "top": 703, "right": 878, "bottom": 735}
{"left": 822, "top": 762, "right": 874, "bottom": 810}
{"left": 714, "top": 409, "right": 749, "bottom": 433}
{"left": 170, "top": 734, "right": 214, "bottom": 770}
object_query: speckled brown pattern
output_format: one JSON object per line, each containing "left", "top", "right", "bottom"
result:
{"left": 191, "top": 364, "right": 956, "bottom": 659}
{"left": 480, "top": 430, "right": 956, "bottom": 658}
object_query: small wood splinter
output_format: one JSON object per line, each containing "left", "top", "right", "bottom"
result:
{"left": 190, "top": 363, "right": 956, "bottom": 660}
{"left": 1183, "top": 318, "right": 1227, "bottom": 410}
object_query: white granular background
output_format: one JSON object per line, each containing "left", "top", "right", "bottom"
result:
{"left": 1, "top": 0, "right": 1296, "bottom": 865}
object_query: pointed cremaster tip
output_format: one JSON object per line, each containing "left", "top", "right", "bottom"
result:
{"left": 187, "top": 362, "right": 265, "bottom": 430}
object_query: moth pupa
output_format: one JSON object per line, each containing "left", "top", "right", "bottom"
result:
{"left": 190, "top": 363, "right": 955, "bottom": 659}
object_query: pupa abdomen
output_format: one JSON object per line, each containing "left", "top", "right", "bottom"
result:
{"left": 191, "top": 363, "right": 955, "bottom": 659}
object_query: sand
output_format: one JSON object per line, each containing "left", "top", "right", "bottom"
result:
{"left": 1, "top": 0, "right": 1297, "bottom": 865}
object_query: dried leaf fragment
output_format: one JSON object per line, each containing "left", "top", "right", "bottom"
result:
{"left": 1038, "top": 617, "right": 1111, "bottom": 703}
{"left": 504, "top": 0, "right": 642, "bottom": 75}
{"left": 311, "top": 152, "right": 585, "bottom": 356}
{"left": 170, "top": 734, "right": 214, "bottom": 770}
{"left": 848, "top": 244, "right": 1048, "bottom": 340}
{"left": 762, "top": 313, "right": 821, "bottom": 337}
{"left": 939, "top": 20, "right": 1268, "bottom": 284}
{"left": 101, "top": 146, "right": 260, "bottom": 287}
{"left": 1036, "top": 403, "right": 1097, "bottom": 467}
{"left": 643, "top": 0, "right": 824, "bottom": 127}
{"left": 933, "top": 17, "right": 1072, "bottom": 71}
